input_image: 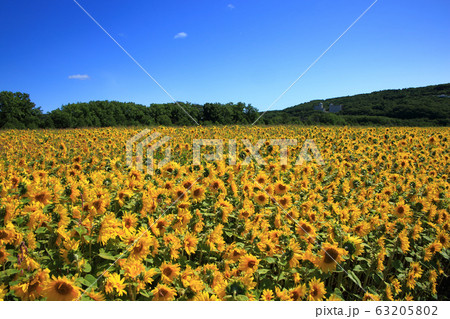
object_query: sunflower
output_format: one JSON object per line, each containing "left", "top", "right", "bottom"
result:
{"left": 160, "top": 262, "right": 181, "bottom": 284}
{"left": 238, "top": 254, "right": 259, "bottom": 273}
{"left": 328, "top": 294, "right": 344, "bottom": 301}
{"left": 398, "top": 229, "right": 410, "bottom": 253}
{"left": 287, "top": 238, "right": 303, "bottom": 268}
{"left": 390, "top": 278, "right": 402, "bottom": 294}
{"left": 0, "top": 284, "right": 6, "bottom": 301}
{"left": 289, "top": 284, "right": 307, "bottom": 301}
{"left": 215, "top": 199, "right": 234, "bottom": 223}
{"left": 162, "top": 180, "right": 174, "bottom": 191}
{"left": 102, "top": 273, "right": 125, "bottom": 297}
{"left": 308, "top": 277, "right": 326, "bottom": 301}
{"left": 86, "top": 291, "right": 106, "bottom": 301}
{"left": 225, "top": 245, "right": 246, "bottom": 263}
{"left": 260, "top": 289, "right": 274, "bottom": 301}
{"left": 12, "top": 269, "right": 49, "bottom": 301}
{"left": 284, "top": 209, "right": 299, "bottom": 223}
{"left": 128, "top": 234, "right": 152, "bottom": 261}
{"left": 30, "top": 188, "right": 52, "bottom": 206}
{"left": 161, "top": 161, "right": 180, "bottom": 178}
{"left": 410, "top": 262, "right": 423, "bottom": 279}
{"left": 343, "top": 235, "right": 364, "bottom": 260}
{"left": 193, "top": 291, "right": 218, "bottom": 301}
{"left": 406, "top": 270, "right": 417, "bottom": 290}
{"left": 254, "top": 191, "right": 268, "bottom": 206}
{"left": 296, "top": 219, "right": 316, "bottom": 238}
{"left": 191, "top": 185, "right": 206, "bottom": 202}
{"left": 89, "top": 197, "right": 108, "bottom": 216}
{"left": 115, "top": 189, "right": 133, "bottom": 207}
{"left": 277, "top": 195, "right": 292, "bottom": 209}
{"left": 274, "top": 181, "right": 289, "bottom": 195}
{"left": 255, "top": 172, "right": 268, "bottom": 185}
{"left": 363, "top": 293, "right": 380, "bottom": 301}
{"left": 150, "top": 217, "right": 169, "bottom": 237}
{"left": 182, "top": 178, "right": 196, "bottom": 190}
{"left": 184, "top": 232, "right": 198, "bottom": 255}
{"left": 315, "top": 243, "right": 347, "bottom": 273}
{"left": 122, "top": 212, "right": 138, "bottom": 231}
{"left": 173, "top": 186, "right": 188, "bottom": 201}
{"left": 353, "top": 221, "right": 371, "bottom": 237}
{"left": 0, "top": 247, "right": 9, "bottom": 264}
{"left": 43, "top": 276, "right": 80, "bottom": 301}
{"left": 0, "top": 228, "right": 15, "bottom": 245}
{"left": 393, "top": 200, "right": 411, "bottom": 218}
{"left": 209, "top": 178, "right": 225, "bottom": 193}
{"left": 151, "top": 284, "right": 177, "bottom": 301}
{"left": 122, "top": 259, "right": 145, "bottom": 278}
{"left": 436, "top": 230, "right": 450, "bottom": 249}
{"left": 424, "top": 241, "right": 442, "bottom": 261}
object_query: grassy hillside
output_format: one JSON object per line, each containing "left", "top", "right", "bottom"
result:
{"left": 261, "top": 83, "right": 450, "bottom": 126}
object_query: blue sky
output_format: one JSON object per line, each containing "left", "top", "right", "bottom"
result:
{"left": 1, "top": 0, "right": 449, "bottom": 113}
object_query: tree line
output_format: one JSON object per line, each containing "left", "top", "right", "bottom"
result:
{"left": 262, "top": 83, "right": 450, "bottom": 126}
{"left": 1, "top": 83, "right": 449, "bottom": 129}
{"left": 0, "top": 92, "right": 259, "bottom": 128}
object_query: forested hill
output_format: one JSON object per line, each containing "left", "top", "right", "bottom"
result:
{"left": 261, "top": 83, "right": 450, "bottom": 126}
{"left": 0, "top": 83, "right": 449, "bottom": 129}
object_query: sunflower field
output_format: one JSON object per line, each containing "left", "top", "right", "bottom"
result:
{"left": 0, "top": 126, "right": 449, "bottom": 301}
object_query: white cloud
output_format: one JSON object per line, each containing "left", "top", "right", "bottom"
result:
{"left": 174, "top": 32, "right": 187, "bottom": 39}
{"left": 227, "top": 4, "right": 235, "bottom": 9}
{"left": 68, "top": 74, "right": 90, "bottom": 80}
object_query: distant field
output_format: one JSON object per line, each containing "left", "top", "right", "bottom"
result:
{"left": 0, "top": 126, "right": 448, "bottom": 301}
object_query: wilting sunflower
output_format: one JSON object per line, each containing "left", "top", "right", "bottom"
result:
{"left": 238, "top": 254, "right": 259, "bottom": 273}
{"left": 315, "top": 243, "right": 347, "bottom": 273}
{"left": 160, "top": 262, "right": 181, "bottom": 284}
{"left": 43, "top": 276, "right": 80, "bottom": 301}
{"left": 308, "top": 277, "right": 326, "bottom": 301}
{"left": 151, "top": 284, "right": 177, "bottom": 301}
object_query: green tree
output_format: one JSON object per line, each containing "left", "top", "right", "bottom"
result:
{"left": 0, "top": 91, "right": 42, "bottom": 129}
